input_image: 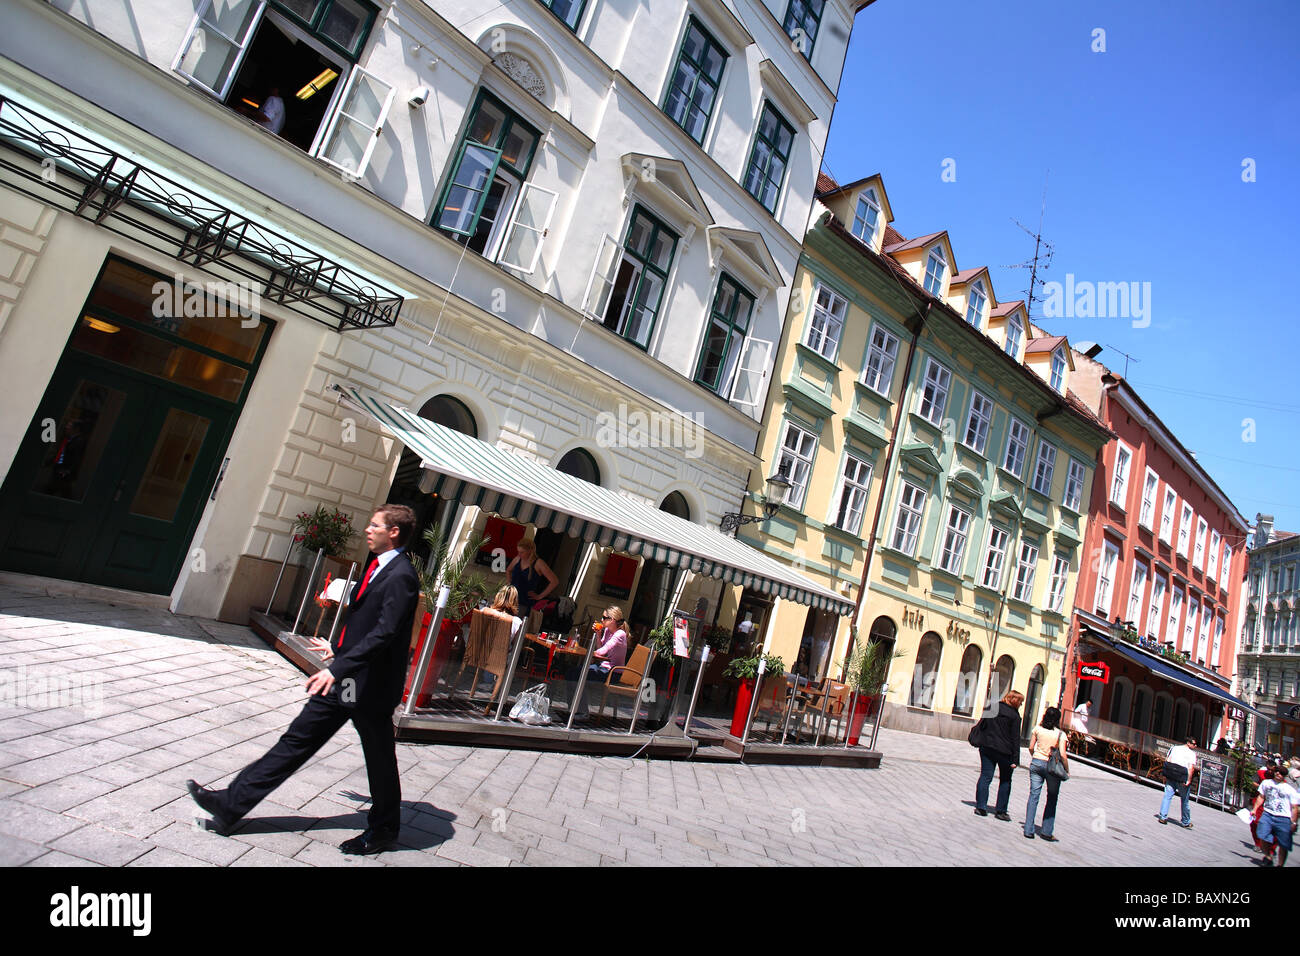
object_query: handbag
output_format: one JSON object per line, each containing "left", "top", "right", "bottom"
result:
{"left": 1047, "top": 731, "right": 1069, "bottom": 781}
{"left": 509, "top": 683, "right": 552, "bottom": 725}
{"left": 967, "top": 720, "right": 987, "bottom": 748}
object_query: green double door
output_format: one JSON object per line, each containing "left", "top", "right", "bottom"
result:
{"left": 0, "top": 256, "right": 269, "bottom": 594}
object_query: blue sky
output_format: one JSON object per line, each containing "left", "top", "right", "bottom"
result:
{"left": 822, "top": 0, "right": 1300, "bottom": 537}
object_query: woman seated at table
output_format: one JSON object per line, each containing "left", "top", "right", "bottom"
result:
{"left": 570, "top": 606, "right": 628, "bottom": 718}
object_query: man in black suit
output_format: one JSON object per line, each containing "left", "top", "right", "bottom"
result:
{"left": 188, "top": 504, "right": 420, "bottom": 855}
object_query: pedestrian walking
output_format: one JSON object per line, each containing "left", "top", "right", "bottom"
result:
{"left": 1254, "top": 764, "right": 1300, "bottom": 867}
{"left": 186, "top": 504, "right": 420, "bottom": 855}
{"left": 970, "top": 689, "right": 1024, "bottom": 821}
{"left": 1157, "top": 737, "right": 1199, "bottom": 829}
{"left": 1023, "top": 706, "right": 1068, "bottom": 841}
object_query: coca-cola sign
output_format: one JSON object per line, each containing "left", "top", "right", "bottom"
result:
{"left": 1078, "top": 661, "right": 1110, "bottom": 683}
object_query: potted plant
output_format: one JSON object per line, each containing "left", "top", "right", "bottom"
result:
{"left": 404, "top": 525, "right": 491, "bottom": 706}
{"left": 723, "top": 652, "right": 785, "bottom": 737}
{"left": 286, "top": 506, "right": 359, "bottom": 618}
{"left": 841, "top": 638, "right": 900, "bottom": 746}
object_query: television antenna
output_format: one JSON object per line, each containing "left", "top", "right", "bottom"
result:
{"left": 1004, "top": 172, "right": 1055, "bottom": 321}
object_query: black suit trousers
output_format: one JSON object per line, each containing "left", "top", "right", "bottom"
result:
{"left": 220, "top": 690, "right": 401, "bottom": 834}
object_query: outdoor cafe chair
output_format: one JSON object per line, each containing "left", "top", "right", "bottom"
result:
{"left": 598, "top": 643, "right": 653, "bottom": 721}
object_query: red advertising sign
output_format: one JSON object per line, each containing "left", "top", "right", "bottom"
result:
{"left": 1078, "top": 661, "right": 1110, "bottom": 683}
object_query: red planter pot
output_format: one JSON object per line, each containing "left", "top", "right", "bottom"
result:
{"left": 847, "top": 693, "right": 883, "bottom": 746}
{"left": 730, "top": 677, "right": 757, "bottom": 737}
{"left": 403, "top": 616, "right": 464, "bottom": 707}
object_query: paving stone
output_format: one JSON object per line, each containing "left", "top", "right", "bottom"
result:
{"left": 48, "top": 823, "right": 154, "bottom": 866}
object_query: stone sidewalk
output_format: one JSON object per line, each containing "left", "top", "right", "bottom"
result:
{"left": 0, "top": 581, "right": 1260, "bottom": 867}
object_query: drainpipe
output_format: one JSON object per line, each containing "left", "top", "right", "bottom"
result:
{"left": 840, "top": 300, "right": 932, "bottom": 677}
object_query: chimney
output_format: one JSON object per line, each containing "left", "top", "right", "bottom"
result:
{"left": 1256, "top": 513, "right": 1274, "bottom": 549}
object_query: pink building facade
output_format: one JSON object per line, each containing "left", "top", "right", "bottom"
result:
{"left": 1063, "top": 372, "right": 1252, "bottom": 747}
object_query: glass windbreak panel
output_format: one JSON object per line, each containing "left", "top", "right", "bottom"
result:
{"left": 32, "top": 380, "right": 127, "bottom": 503}
{"left": 319, "top": 0, "right": 369, "bottom": 53}
{"left": 70, "top": 318, "right": 249, "bottom": 402}
{"left": 87, "top": 259, "right": 267, "bottom": 362}
{"left": 129, "top": 409, "right": 213, "bottom": 521}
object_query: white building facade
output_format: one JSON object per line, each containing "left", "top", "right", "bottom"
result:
{"left": 0, "top": 0, "right": 869, "bottom": 629}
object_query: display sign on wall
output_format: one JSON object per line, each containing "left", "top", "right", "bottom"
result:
{"left": 1078, "top": 661, "right": 1110, "bottom": 683}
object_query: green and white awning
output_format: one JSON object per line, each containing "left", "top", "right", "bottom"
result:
{"left": 335, "top": 384, "right": 854, "bottom": 616}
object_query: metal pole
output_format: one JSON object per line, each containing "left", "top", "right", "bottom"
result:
{"left": 626, "top": 678, "right": 645, "bottom": 736}
{"left": 843, "top": 687, "right": 859, "bottom": 749}
{"left": 867, "top": 684, "right": 888, "bottom": 750}
{"left": 682, "top": 646, "right": 711, "bottom": 740}
{"left": 324, "top": 561, "right": 358, "bottom": 647}
{"left": 814, "top": 686, "right": 833, "bottom": 748}
{"left": 494, "top": 621, "right": 528, "bottom": 722}
{"left": 401, "top": 585, "right": 448, "bottom": 717}
{"left": 291, "top": 548, "right": 325, "bottom": 635}
{"left": 740, "top": 658, "right": 767, "bottom": 746}
{"left": 264, "top": 538, "right": 296, "bottom": 615}
{"left": 779, "top": 676, "right": 798, "bottom": 745}
{"left": 565, "top": 632, "right": 601, "bottom": 731}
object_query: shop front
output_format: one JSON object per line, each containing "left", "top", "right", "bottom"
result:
{"left": 252, "top": 384, "right": 875, "bottom": 763}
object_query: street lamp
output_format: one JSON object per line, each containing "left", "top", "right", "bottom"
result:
{"left": 720, "top": 466, "right": 791, "bottom": 535}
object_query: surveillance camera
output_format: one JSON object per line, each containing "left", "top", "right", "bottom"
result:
{"left": 408, "top": 85, "right": 431, "bottom": 108}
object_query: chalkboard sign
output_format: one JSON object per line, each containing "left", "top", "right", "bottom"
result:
{"left": 1197, "top": 758, "right": 1228, "bottom": 804}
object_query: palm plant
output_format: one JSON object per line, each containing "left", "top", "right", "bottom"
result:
{"left": 842, "top": 638, "right": 900, "bottom": 695}
{"left": 412, "top": 524, "right": 492, "bottom": 621}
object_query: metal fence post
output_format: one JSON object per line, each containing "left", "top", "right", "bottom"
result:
{"left": 264, "top": 538, "right": 295, "bottom": 615}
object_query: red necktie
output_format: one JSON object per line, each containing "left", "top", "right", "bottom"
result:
{"left": 337, "top": 558, "right": 379, "bottom": 649}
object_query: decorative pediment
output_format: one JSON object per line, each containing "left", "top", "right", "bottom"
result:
{"left": 899, "top": 442, "right": 942, "bottom": 476}
{"left": 842, "top": 414, "right": 890, "bottom": 448}
{"left": 948, "top": 468, "right": 985, "bottom": 499}
{"left": 989, "top": 492, "right": 1023, "bottom": 519}
{"left": 621, "top": 154, "right": 713, "bottom": 229}
{"left": 707, "top": 226, "right": 782, "bottom": 290}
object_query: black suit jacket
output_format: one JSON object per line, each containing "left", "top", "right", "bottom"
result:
{"left": 329, "top": 551, "right": 420, "bottom": 713}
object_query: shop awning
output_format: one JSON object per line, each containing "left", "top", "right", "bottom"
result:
{"left": 335, "top": 384, "right": 855, "bottom": 616}
{"left": 1082, "top": 625, "right": 1269, "bottom": 719}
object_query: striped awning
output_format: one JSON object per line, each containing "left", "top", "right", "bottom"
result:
{"left": 335, "top": 384, "right": 854, "bottom": 616}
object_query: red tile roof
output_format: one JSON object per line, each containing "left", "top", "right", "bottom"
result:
{"left": 1025, "top": 335, "right": 1067, "bottom": 354}
{"left": 990, "top": 300, "right": 1025, "bottom": 316}
{"left": 816, "top": 171, "right": 840, "bottom": 196}
{"left": 950, "top": 267, "right": 987, "bottom": 285}
{"left": 884, "top": 231, "right": 945, "bottom": 253}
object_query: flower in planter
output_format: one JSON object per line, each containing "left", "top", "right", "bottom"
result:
{"left": 290, "top": 505, "right": 359, "bottom": 558}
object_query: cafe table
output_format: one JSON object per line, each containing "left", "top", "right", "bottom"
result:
{"left": 523, "top": 633, "right": 588, "bottom": 679}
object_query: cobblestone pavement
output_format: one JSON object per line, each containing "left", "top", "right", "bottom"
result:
{"left": 0, "top": 582, "right": 1260, "bottom": 867}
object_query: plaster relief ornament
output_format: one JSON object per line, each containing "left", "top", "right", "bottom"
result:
{"left": 495, "top": 53, "right": 546, "bottom": 101}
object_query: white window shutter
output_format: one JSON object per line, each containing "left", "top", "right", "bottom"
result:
{"left": 317, "top": 66, "right": 396, "bottom": 179}
{"left": 581, "top": 234, "right": 620, "bottom": 319}
{"left": 728, "top": 335, "right": 773, "bottom": 410}
{"left": 498, "top": 183, "right": 557, "bottom": 273}
{"left": 174, "top": 0, "right": 264, "bottom": 100}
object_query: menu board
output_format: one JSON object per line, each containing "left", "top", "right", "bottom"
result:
{"left": 1196, "top": 758, "right": 1228, "bottom": 804}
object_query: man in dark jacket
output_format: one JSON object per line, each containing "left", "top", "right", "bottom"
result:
{"left": 187, "top": 504, "right": 420, "bottom": 855}
{"left": 972, "top": 690, "right": 1025, "bottom": 821}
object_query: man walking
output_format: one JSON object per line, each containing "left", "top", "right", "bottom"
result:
{"left": 187, "top": 504, "right": 420, "bottom": 855}
{"left": 1254, "top": 764, "right": 1300, "bottom": 866}
{"left": 1157, "top": 737, "right": 1199, "bottom": 829}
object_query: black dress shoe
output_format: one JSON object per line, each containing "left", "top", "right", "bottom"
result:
{"left": 340, "top": 830, "right": 398, "bottom": 855}
{"left": 973, "top": 808, "right": 988, "bottom": 816}
{"left": 995, "top": 812, "right": 1012, "bottom": 822}
{"left": 186, "top": 779, "right": 238, "bottom": 835}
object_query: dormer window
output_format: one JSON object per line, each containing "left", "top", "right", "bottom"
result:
{"left": 923, "top": 246, "right": 947, "bottom": 296}
{"left": 852, "top": 189, "right": 881, "bottom": 247}
{"left": 965, "top": 280, "right": 987, "bottom": 328}
{"left": 1049, "top": 347, "right": 1066, "bottom": 391}
{"left": 1005, "top": 311, "right": 1023, "bottom": 358}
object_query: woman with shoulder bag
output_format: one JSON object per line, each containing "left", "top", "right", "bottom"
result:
{"left": 972, "top": 690, "right": 1025, "bottom": 820}
{"left": 1023, "top": 705, "right": 1069, "bottom": 841}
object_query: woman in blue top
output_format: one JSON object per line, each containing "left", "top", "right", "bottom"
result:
{"left": 506, "top": 538, "right": 558, "bottom": 623}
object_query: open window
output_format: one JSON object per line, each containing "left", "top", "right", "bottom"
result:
{"left": 433, "top": 91, "right": 549, "bottom": 265}
{"left": 582, "top": 206, "right": 678, "bottom": 350}
{"left": 174, "top": 0, "right": 389, "bottom": 177}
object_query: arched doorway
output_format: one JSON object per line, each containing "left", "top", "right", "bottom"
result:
{"left": 1190, "top": 704, "right": 1207, "bottom": 745}
{"left": 909, "top": 632, "right": 942, "bottom": 708}
{"left": 384, "top": 395, "right": 478, "bottom": 563}
{"left": 1153, "top": 692, "right": 1173, "bottom": 738}
{"left": 627, "top": 491, "right": 691, "bottom": 642}
{"left": 1173, "top": 699, "right": 1190, "bottom": 740}
{"left": 953, "top": 644, "right": 983, "bottom": 716}
{"left": 534, "top": 447, "right": 601, "bottom": 589}
{"left": 1132, "top": 685, "right": 1153, "bottom": 734}
{"left": 1108, "top": 676, "right": 1134, "bottom": 727}
{"left": 1022, "top": 664, "right": 1045, "bottom": 739}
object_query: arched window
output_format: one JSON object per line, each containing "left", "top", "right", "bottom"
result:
{"left": 1108, "top": 676, "right": 1134, "bottom": 727}
{"left": 909, "top": 632, "right": 942, "bottom": 709}
{"left": 1133, "top": 685, "right": 1153, "bottom": 733}
{"left": 556, "top": 447, "right": 600, "bottom": 485}
{"left": 419, "top": 395, "right": 478, "bottom": 437}
{"left": 659, "top": 491, "right": 690, "bottom": 519}
{"left": 868, "top": 616, "right": 898, "bottom": 689}
{"left": 1172, "top": 699, "right": 1190, "bottom": 740}
{"left": 992, "top": 655, "right": 1015, "bottom": 702}
{"left": 1190, "top": 704, "right": 1206, "bottom": 745}
{"left": 1153, "top": 692, "right": 1174, "bottom": 738}
{"left": 953, "top": 644, "right": 983, "bottom": 716}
